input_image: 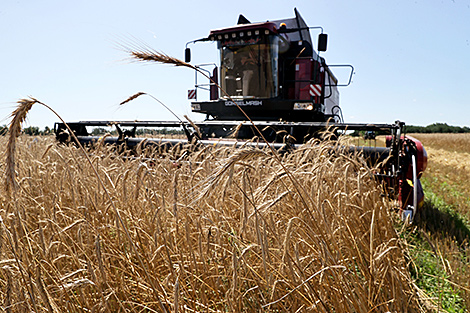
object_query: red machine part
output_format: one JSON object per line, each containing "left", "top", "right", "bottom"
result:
{"left": 386, "top": 135, "right": 427, "bottom": 177}
{"left": 386, "top": 135, "right": 428, "bottom": 211}
{"left": 295, "top": 59, "right": 312, "bottom": 100}
{"left": 405, "top": 135, "right": 428, "bottom": 177}
{"left": 295, "top": 59, "right": 324, "bottom": 103}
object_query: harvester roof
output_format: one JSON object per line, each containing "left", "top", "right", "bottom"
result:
{"left": 208, "top": 8, "right": 316, "bottom": 57}
{"left": 209, "top": 21, "right": 278, "bottom": 39}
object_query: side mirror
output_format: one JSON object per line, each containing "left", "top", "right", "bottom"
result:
{"left": 185, "top": 48, "right": 191, "bottom": 63}
{"left": 318, "top": 33, "right": 328, "bottom": 52}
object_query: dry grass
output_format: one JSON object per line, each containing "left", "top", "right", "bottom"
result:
{"left": 411, "top": 133, "right": 470, "bottom": 219}
{"left": 408, "top": 133, "right": 470, "bottom": 308}
{"left": 0, "top": 134, "right": 426, "bottom": 312}
{"left": 410, "top": 133, "right": 470, "bottom": 154}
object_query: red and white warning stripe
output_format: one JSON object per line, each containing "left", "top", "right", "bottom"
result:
{"left": 188, "top": 89, "right": 196, "bottom": 100}
{"left": 309, "top": 84, "right": 322, "bottom": 97}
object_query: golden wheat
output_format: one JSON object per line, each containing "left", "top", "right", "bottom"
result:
{"left": 4, "top": 97, "right": 38, "bottom": 194}
{"left": 0, "top": 133, "right": 427, "bottom": 312}
{"left": 119, "top": 92, "right": 146, "bottom": 106}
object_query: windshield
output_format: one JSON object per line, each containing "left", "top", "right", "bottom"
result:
{"left": 219, "top": 35, "right": 279, "bottom": 99}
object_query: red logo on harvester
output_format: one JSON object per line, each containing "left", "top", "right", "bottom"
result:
{"left": 309, "top": 84, "right": 321, "bottom": 97}
{"left": 188, "top": 89, "right": 196, "bottom": 100}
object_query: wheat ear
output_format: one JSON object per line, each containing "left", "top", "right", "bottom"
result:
{"left": 120, "top": 92, "right": 146, "bottom": 105}
{"left": 5, "top": 97, "right": 39, "bottom": 194}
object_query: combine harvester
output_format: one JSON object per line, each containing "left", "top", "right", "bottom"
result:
{"left": 55, "top": 9, "right": 427, "bottom": 221}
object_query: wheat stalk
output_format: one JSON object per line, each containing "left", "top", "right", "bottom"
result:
{"left": 2, "top": 265, "right": 13, "bottom": 313}
{"left": 36, "top": 265, "right": 54, "bottom": 312}
{"left": 5, "top": 97, "right": 38, "bottom": 194}
{"left": 184, "top": 115, "right": 202, "bottom": 139}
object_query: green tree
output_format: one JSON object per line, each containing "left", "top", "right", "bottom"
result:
{"left": 0, "top": 125, "right": 7, "bottom": 136}
{"left": 23, "top": 126, "right": 40, "bottom": 136}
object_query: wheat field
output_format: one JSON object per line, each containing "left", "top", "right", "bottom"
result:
{"left": 0, "top": 129, "right": 431, "bottom": 312}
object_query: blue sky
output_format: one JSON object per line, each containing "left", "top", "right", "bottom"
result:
{"left": 1, "top": 0, "right": 469, "bottom": 129}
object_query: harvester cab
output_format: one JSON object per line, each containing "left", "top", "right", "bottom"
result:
{"left": 185, "top": 8, "right": 352, "bottom": 141}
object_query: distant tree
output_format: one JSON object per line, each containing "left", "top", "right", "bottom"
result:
{"left": 0, "top": 125, "right": 7, "bottom": 136}
{"left": 91, "top": 127, "right": 112, "bottom": 135}
{"left": 23, "top": 126, "right": 40, "bottom": 136}
{"left": 350, "top": 129, "right": 389, "bottom": 137}
{"left": 18, "top": 125, "right": 55, "bottom": 135}
{"left": 404, "top": 125, "right": 423, "bottom": 133}
{"left": 136, "top": 128, "right": 184, "bottom": 135}
{"left": 42, "top": 126, "right": 52, "bottom": 135}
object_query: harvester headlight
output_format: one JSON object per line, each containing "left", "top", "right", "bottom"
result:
{"left": 218, "top": 35, "right": 222, "bottom": 40}
{"left": 255, "top": 30, "right": 260, "bottom": 35}
{"left": 247, "top": 31, "right": 252, "bottom": 36}
{"left": 265, "top": 30, "right": 270, "bottom": 35}
{"left": 232, "top": 33, "right": 236, "bottom": 38}
{"left": 240, "top": 32, "right": 244, "bottom": 37}
{"left": 224, "top": 34, "right": 229, "bottom": 39}
{"left": 293, "top": 103, "right": 314, "bottom": 110}
{"left": 191, "top": 103, "right": 201, "bottom": 111}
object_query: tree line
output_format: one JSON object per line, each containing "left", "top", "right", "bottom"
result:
{"left": 0, "top": 122, "right": 468, "bottom": 136}
{"left": 0, "top": 125, "right": 53, "bottom": 136}
{"left": 404, "top": 123, "right": 470, "bottom": 133}
{"left": 0, "top": 125, "right": 184, "bottom": 136}
{"left": 349, "top": 123, "right": 470, "bottom": 137}
{"left": 89, "top": 127, "right": 184, "bottom": 136}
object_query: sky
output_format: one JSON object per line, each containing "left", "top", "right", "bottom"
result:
{"left": 1, "top": 0, "right": 469, "bottom": 129}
